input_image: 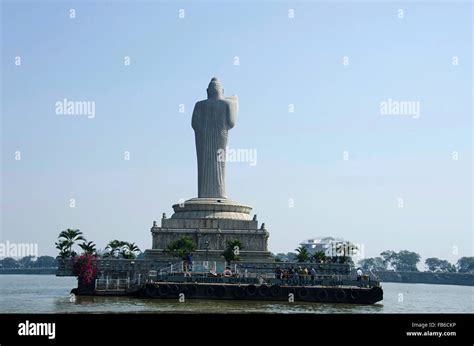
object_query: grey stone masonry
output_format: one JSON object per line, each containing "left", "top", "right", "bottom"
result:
{"left": 144, "top": 197, "right": 272, "bottom": 262}
{"left": 150, "top": 227, "right": 269, "bottom": 253}
{"left": 170, "top": 198, "right": 253, "bottom": 220}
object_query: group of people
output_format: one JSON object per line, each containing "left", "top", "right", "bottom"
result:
{"left": 274, "top": 266, "right": 365, "bottom": 281}
{"left": 274, "top": 266, "right": 318, "bottom": 281}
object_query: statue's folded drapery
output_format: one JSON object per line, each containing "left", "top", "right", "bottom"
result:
{"left": 192, "top": 78, "right": 238, "bottom": 198}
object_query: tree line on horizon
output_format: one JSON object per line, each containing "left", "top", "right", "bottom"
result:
{"left": 0, "top": 228, "right": 143, "bottom": 269}
{"left": 0, "top": 232, "right": 243, "bottom": 268}
{"left": 2, "top": 232, "right": 473, "bottom": 274}
{"left": 358, "top": 250, "right": 473, "bottom": 273}
{"left": 273, "top": 248, "right": 474, "bottom": 274}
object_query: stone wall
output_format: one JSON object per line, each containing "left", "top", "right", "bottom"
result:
{"left": 56, "top": 258, "right": 173, "bottom": 277}
{"left": 161, "top": 218, "right": 258, "bottom": 230}
{"left": 151, "top": 228, "right": 269, "bottom": 252}
{"left": 147, "top": 197, "right": 273, "bottom": 262}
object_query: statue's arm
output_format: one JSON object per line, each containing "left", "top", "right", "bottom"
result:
{"left": 225, "top": 95, "right": 238, "bottom": 129}
{"left": 191, "top": 102, "right": 201, "bottom": 130}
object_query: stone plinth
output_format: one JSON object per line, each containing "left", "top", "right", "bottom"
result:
{"left": 144, "top": 198, "right": 273, "bottom": 262}
{"left": 170, "top": 198, "right": 253, "bottom": 220}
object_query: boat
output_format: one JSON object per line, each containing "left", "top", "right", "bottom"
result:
{"left": 136, "top": 277, "right": 383, "bottom": 304}
{"left": 68, "top": 260, "right": 383, "bottom": 305}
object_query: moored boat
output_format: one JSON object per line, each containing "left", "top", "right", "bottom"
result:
{"left": 69, "top": 260, "right": 383, "bottom": 305}
{"left": 136, "top": 279, "right": 383, "bottom": 304}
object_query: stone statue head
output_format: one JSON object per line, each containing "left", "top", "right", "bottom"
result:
{"left": 207, "top": 77, "right": 224, "bottom": 99}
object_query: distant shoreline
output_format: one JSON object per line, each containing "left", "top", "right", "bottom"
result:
{"left": 0, "top": 268, "right": 57, "bottom": 275}
{"left": 374, "top": 271, "right": 474, "bottom": 287}
{"left": 1, "top": 268, "right": 473, "bottom": 286}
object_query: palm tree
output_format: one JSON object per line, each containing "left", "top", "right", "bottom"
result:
{"left": 166, "top": 237, "right": 197, "bottom": 260}
{"left": 58, "top": 229, "right": 85, "bottom": 243}
{"left": 78, "top": 241, "right": 96, "bottom": 255}
{"left": 55, "top": 239, "right": 72, "bottom": 259}
{"left": 222, "top": 240, "right": 243, "bottom": 263}
{"left": 121, "top": 242, "right": 141, "bottom": 259}
{"left": 312, "top": 251, "right": 326, "bottom": 263}
{"left": 295, "top": 246, "right": 310, "bottom": 263}
{"left": 57, "top": 229, "right": 84, "bottom": 257}
{"left": 104, "top": 240, "right": 126, "bottom": 258}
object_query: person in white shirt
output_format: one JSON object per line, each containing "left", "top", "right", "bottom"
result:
{"left": 356, "top": 268, "right": 363, "bottom": 281}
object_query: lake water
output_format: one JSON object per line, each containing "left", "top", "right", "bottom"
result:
{"left": 0, "top": 275, "right": 472, "bottom": 313}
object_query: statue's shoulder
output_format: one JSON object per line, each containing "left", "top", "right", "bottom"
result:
{"left": 194, "top": 100, "right": 207, "bottom": 109}
{"left": 194, "top": 98, "right": 237, "bottom": 111}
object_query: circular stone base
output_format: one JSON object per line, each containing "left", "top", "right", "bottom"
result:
{"left": 171, "top": 198, "right": 253, "bottom": 220}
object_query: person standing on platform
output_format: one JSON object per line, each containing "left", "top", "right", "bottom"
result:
{"left": 357, "top": 268, "right": 363, "bottom": 281}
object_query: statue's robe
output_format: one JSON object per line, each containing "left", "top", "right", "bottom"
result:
{"left": 192, "top": 96, "right": 238, "bottom": 198}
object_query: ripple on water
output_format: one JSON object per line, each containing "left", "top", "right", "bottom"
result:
{"left": 0, "top": 276, "right": 472, "bottom": 313}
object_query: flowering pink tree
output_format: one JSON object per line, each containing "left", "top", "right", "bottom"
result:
{"left": 73, "top": 254, "right": 98, "bottom": 285}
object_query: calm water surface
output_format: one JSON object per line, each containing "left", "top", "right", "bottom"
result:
{"left": 0, "top": 275, "right": 472, "bottom": 313}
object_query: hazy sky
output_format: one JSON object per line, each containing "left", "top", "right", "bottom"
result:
{"left": 1, "top": 0, "right": 472, "bottom": 266}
